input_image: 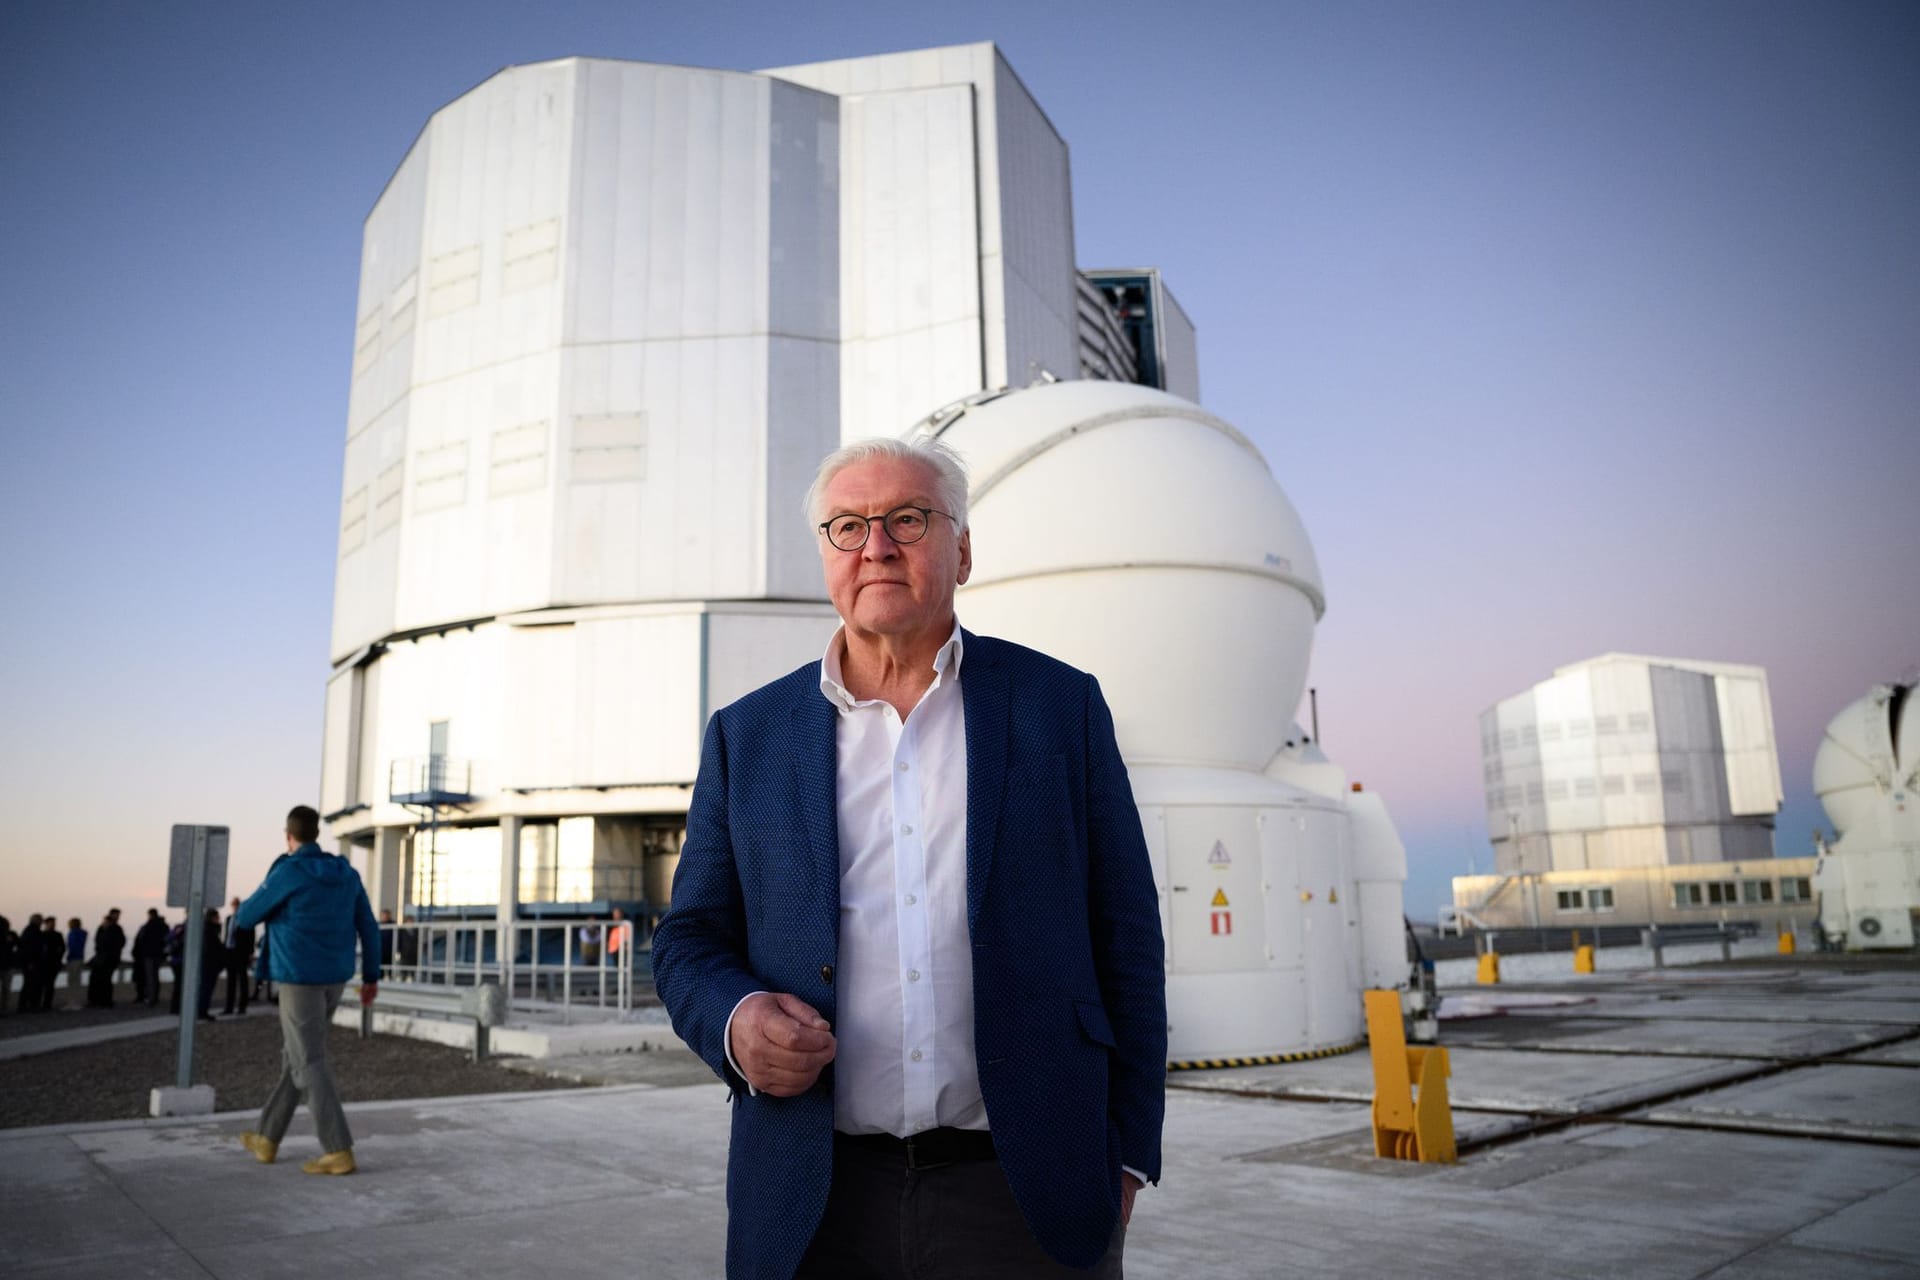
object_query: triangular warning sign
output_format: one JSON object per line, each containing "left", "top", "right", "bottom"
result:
{"left": 1210, "top": 888, "right": 1229, "bottom": 908}
{"left": 1329, "top": 888, "right": 1338, "bottom": 903}
{"left": 1208, "top": 840, "right": 1231, "bottom": 867}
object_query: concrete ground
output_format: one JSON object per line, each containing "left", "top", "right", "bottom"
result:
{"left": 6, "top": 961, "right": 1917, "bottom": 1279}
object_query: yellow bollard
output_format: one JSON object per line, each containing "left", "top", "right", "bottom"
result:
{"left": 1778, "top": 930, "right": 1796, "bottom": 955}
{"left": 1477, "top": 951, "right": 1501, "bottom": 984}
{"left": 1364, "top": 989, "right": 1457, "bottom": 1163}
{"left": 1573, "top": 944, "right": 1595, "bottom": 974}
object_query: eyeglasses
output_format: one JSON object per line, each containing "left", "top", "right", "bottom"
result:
{"left": 818, "top": 505, "right": 956, "bottom": 552}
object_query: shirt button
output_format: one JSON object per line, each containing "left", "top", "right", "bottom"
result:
{"left": 904, "top": 894, "right": 917, "bottom": 906}
{"left": 910, "top": 1049, "right": 923, "bottom": 1062}
{"left": 898, "top": 761, "right": 909, "bottom": 771}
{"left": 907, "top": 969, "right": 920, "bottom": 982}
{"left": 900, "top": 823, "right": 912, "bottom": 835}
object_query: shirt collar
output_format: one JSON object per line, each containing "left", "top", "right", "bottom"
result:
{"left": 819, "top": 619, "right": 965, "bottom": 712}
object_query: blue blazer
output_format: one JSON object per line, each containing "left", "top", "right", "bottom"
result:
{"left": 652, "top": 631, "right": 1167, "bottom": 1279}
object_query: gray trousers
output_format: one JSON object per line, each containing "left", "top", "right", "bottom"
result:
{"left": 257, "top": 982, "right": 352, "bottom": 1154}
{"left": 795, "top": 1135, "right": 1124, "bottom": 1279}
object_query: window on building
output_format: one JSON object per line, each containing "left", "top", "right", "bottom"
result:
{"left": 1569, "top": 719, "right": 1592, "bottom": 738}
{"left": 1663, "top": 771, "right": 1685, "bottom": 794}
{"left": 1706, "top": 881, "right": 1739, "bottom": 905}
{"left": 1780, "top": 877, "right": 1813, "bottom": 902}
{"left": 1741, "top": 880, "right": 1774, "bottom": 905}
{"left": 1546, "top": 779, "right": 1569, "bottom": 801}
{"left": 1673, "top": 883, "right": 1704, "bottom": 907}
{"left": 1522, "top": 725, "right": 1539, "bottom": 746}
{"left": 1589, "top": 887, "right": 1615, "bottom": 911}
{"left": 1526, "top": 782, "right": 1545, "bottom": 803}
{"left": 1632, "top": 773, "right": 1658, "bottom": 794}
{"left": 1627, "top": 712, "right": 1653, "bottom": 732}
{"left": 1501, "top": 728, "right": 1518, "bottom": 749}
{"left": 1542, "top": 722, "right": 1563, "bottom": 742}
{"left": 1574, "top": 778, "right": 1598, "bottom": 799}
{"left": 1556, "top": 889, "right": 1585, "bottom": 911}
{"left": 1595, "top": 714, "right": 1620, "bottom": 735}
{"left": 1602, "top": 776, "right": 1626, "bottom": 796}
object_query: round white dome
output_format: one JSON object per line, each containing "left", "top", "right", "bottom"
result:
{"left": 928, "top": 381, "right": 1322, "bottom": 771}
{"left": 1815, "top": 683, "right": 1917, "bottom": 837}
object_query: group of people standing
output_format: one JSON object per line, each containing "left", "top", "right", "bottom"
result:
{"left": 1, "top": 910, "right": 125, "bottom": 1011}
{"left": 0, "top": 900, "right": 259, "bottom": 1017}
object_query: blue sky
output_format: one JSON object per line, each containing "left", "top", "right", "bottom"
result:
{"left": 2, "top": 0, "right": 1915, "bottom": 925}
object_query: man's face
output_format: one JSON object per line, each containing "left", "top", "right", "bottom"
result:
{"left": 817, "top": 455, "right": 970, "bottom": 644}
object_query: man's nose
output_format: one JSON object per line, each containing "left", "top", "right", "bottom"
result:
{"left": 862, "top": 521, "right": 901, "bottom": 557}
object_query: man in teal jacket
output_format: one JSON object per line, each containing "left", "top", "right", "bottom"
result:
{"left": 234, "top": 805, "right": 383, "bottom": 1175}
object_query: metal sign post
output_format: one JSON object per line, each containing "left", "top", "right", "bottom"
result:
{"left": 166, "top": 824, "right": 229, "bottom": 1091}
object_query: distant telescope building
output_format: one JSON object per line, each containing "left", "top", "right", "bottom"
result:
{"left": 1452, "top": 654, "right": 1814, "bottom": 931}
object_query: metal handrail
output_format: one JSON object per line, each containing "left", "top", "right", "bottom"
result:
{"left": 372, "top": 919, "right": 641, "bottom": 1020}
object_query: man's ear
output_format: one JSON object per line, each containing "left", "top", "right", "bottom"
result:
{"left": 956, "top": 526, "right": 972, "bottom": 586}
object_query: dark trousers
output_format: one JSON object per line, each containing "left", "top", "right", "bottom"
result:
{"left": 87, "top": 958, "right": 118, "bottom": 1007}
{"left": 169, "top": 963, "right": 183, "bottom": 1013}
{"left": 137, "top": 957, "right": 163, "bottom": 1005}
{"left": 223, "top": 955, "right": 253, "bottom": 1014}
{"left": 795, "top": 1132, "right": 1124, "bottom": 1280}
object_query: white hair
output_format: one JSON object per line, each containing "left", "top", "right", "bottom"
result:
{"left": 803, "top": 435, "right": 969, "bottom": 532}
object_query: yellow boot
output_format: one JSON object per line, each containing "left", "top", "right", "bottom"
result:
{"left": 302, "top": 1149, "right": 356, "bottom": 1176}
{"left": 240, "top": 1132, "right": 277, "bottom": 1164}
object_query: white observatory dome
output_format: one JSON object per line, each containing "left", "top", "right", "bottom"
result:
{"left": 931, "top": 381, "right": 1323, "bottom": 772}
{"left": 1815, "top": 683, "right": 1918, "bottom": 840}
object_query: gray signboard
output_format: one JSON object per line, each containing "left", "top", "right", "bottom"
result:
{"left": 167, "top": 825, "right": 229, "bottom": 908}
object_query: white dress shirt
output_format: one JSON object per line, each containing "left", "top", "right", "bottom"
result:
{"left": 821, "top": 621, "right": 981, "bottom": 1136}
{"left": 724, "top": 620, "right": 982, "bottom": 1136}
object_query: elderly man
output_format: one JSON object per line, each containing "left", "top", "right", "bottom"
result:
{"left": 233, "top": 805, "right": 382, "bottom": 1175}
{"left": 652, "top": 437, "right": 1166, "bottom": 1280}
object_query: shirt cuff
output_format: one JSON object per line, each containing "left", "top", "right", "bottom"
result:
{"left": 723, "top": 990, "right": 769, "bottom": 1096}
{"left": 1122, "top": 1165, "right": 1151, "bottom": 1187}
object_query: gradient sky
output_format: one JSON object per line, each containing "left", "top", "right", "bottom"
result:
{"left": 2, "top": 0, "right": 1915, "bottom": 930}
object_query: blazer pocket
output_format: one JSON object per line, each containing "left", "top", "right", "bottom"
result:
{"left": 1074, "top": 998, "right": 1118, "bottom": 1050}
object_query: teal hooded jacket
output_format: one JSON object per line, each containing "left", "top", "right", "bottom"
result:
{"left": 235, "top": 844, "right": 383, "bottom": 986}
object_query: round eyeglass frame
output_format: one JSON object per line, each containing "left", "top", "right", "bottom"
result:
{"left": 818, "top": 505, "right": 957, "bottom": 552}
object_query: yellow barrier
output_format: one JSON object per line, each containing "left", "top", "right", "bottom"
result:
{"left": 1573, "top": 944, "right": 1595, "bottom": 974}
{"left": 1476, "top": 952, "right": 1500, "bottom": 984}
{"left": 1364, "top": 989, "right": 1457, "bottom": 1163}
{"left": 1778, "top": 930, "right": 1796, "bottom": 955}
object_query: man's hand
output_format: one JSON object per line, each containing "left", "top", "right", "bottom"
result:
{"left": 1120, "top": 1172, "right": 1143, "bottom": 1227}
{"left": 359, "top": 981, "right": 378, "bottom": 1007}
{"left": 730, "top": 991, "right": 836, "bottom": 1096}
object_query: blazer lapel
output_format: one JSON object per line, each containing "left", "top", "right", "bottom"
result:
{"left": 791, "top": 687, "right": 841, "bottom": 912}
{"left": 962, "top": 633, "right": 1011, "bottom": 932}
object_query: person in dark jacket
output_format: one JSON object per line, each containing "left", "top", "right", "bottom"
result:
{"left": 132, "top": 909, "right": 168, "bottom": 1006}
{"left": 89, "top": 909, "right": 126, "bottom": 1007}
{"left": 35, "top": 915, "right": 63, "bottom": 1010}
{"left": 15, "top": 915, "right": 44, "bottom": 1011}
{"left": 166, "top": 920, "right": 186, "bottom": 1014}
{"left": 196, "top": 907, "right": 225, "bottom": 1021}
{"left": 234, "top": 805, "right": 382, "bottom": 1176}
{"left": 0, "top": 915, "right": 15, "bottom": 1015}
{"left": 222, "top": 896, "right": 257, "bottom": 1015}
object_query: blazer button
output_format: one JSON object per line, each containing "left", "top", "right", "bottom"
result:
{"left": 820, "top": 964, "right": 834, "bottom": 984}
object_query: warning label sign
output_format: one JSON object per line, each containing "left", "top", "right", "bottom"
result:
{"left": 1209, "top": 887, "right": 1231, "bottom": 936}
{"left": 1208, "top": 840, "right": 1231, "bottom": 869}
